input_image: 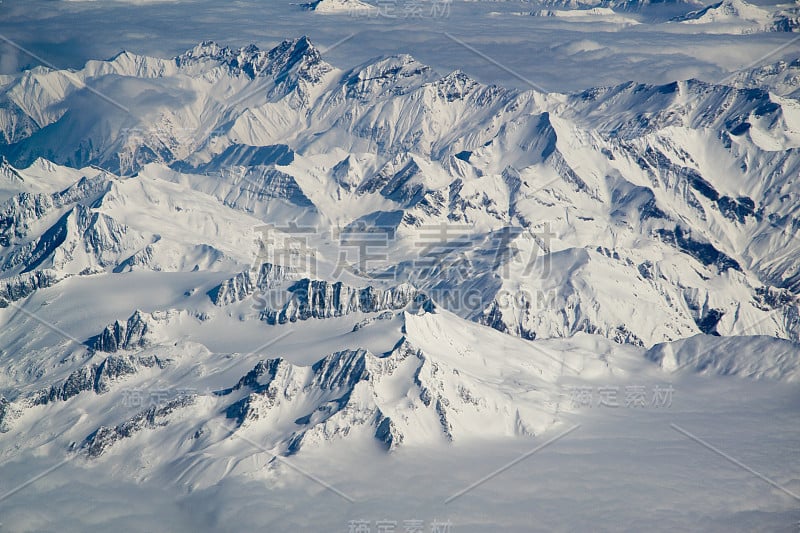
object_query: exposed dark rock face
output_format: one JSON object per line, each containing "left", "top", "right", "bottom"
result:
{"left": 0, "top": 176, "right": 108, "bottom": 247}
{"left": 374, "top": 412, "right": 403, "bottom": 450}
{"left": 32, "top": 354, "right": 168, "bottom": 405}
{"left": 87, "top": 310, "right": 151, "bottom": 353}
{"left": 82, "top": 394, "right": 195, "bottom": 457}
{"left": 209, "top": 262, "right": 295, "bottom": 306}
{"left": 695, "top": 309, "right": 725, "bottom": 335}
{"left": 217, "top": 347, "right": 416, "bottom": 453}
{"left": 655, "top": 226, "right": 741, "bottom": 272}
{"left": 0, "top": 269, "right": 61, "bottom": 306}
{"left": 262, "top": 279, "right": 418, "bottom": 324}
{"left": 0, "top": 396, "right": 11, "bottom": 433}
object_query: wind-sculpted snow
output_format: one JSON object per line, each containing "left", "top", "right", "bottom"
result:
{"left": 646, "top": 334, "right": 800, "bottom": 380}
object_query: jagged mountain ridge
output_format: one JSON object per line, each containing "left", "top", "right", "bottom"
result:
{"left": 300, "top": 0, "right": 377, "bottom": 13}
{"left": 0, "top": 38, "right": 798, "bottom": 511}
{"left": 670, "top": 0, "right": 800, "bottom": 33}
{"left": 1, "top": 38, "right": 799, "bottom": 347}
{"left": 538, "top": 0, "right": 702, "bottom": 12}
{"left": 0, "top": 302, "right": 578, "bottom": 470}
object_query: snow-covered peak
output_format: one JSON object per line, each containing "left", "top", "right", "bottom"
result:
{"left": 675, "top": 0, "right": 772, "bottom": 23}
{"left": 1, "top": 39, "right": 800, "bottom": 353}
{"left": 175, "top": 40, "right": 229, "bottom": 64}
{"left": 671, "top": 0, "right": 800, "bottom": 33}
{"left": 262, "top": 36, "right": 326, "bottom": 80}
{"left": 646, "top": 334, "right": 800, "bottom": 381}
{"left": 729, "top": 58, "right": 800, "bottom": 98}
{"left": 301, "top": 0, "right": 378, "bottom": 14}
{"left": 531, "top": 7, "right": 641, "bottom": 24}
{"left": 340, "top": 54, "right": 436, "bottom": 100}
{"left": 175, "top": 37, "right": 329, "bottom": 81}
{"left": 541, "top": 0, "right": 701, "bottom": 12}
{"left": 0, "top": 156, "right": 22, "bottom": 184}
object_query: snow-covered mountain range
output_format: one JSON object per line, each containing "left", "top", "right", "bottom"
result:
{"left": 300, "top": 0, "right": 378, "bottom": 14}
{"left": 671, "top": 0, "right": 800, "bottom": 33}
{"left": 538, "top": 0, "right": 702, "bottom": 12}
{"left": 0, "top": 37, "right": 798, "bottom": 530}
{"left": 1, "top": 38, "right": 799, "bottom": 346}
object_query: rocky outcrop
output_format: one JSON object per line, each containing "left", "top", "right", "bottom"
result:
{"left": 210, "top": 332, "right": 553, "bottom": 455}
{"left": 209, "top": 262, "right": 296, "bottom": 306}
{"left": 357, "top": 157, "right": 428, "bottom": 207}
{"left": 82, "top": 394, "right": 195, "bottom": 457}
{"left": 655, "top": 226, "right": 741, "bottom": 272}
{"left": 0, "top": 269, "right": 62, "bottom": 306}
{"left": 374, "top": 412, "right": 403, "bottom": 450}
{"left": 32, "top": 353, "right": 168, "bottom": 405}
{"left": 0, "top": 175, "right": 108, "bottom": 247}
{"left": 262, "top": 279, "right": 419, "bottom": 324}
{"left": 0, "top": 396, "right": 12, "bottom": 433}
{"left": 86, "top": 310, "right": 152, "bottom": 353}
{"left": 177, "top": 36, "right": 330, "bottom": 84}
{"left": 218, "top": 348, "right": 395, "bottom": 453}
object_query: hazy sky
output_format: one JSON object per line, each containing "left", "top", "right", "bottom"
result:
{"left": 3, "top": 0, "right": 799, "bottom": 92}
